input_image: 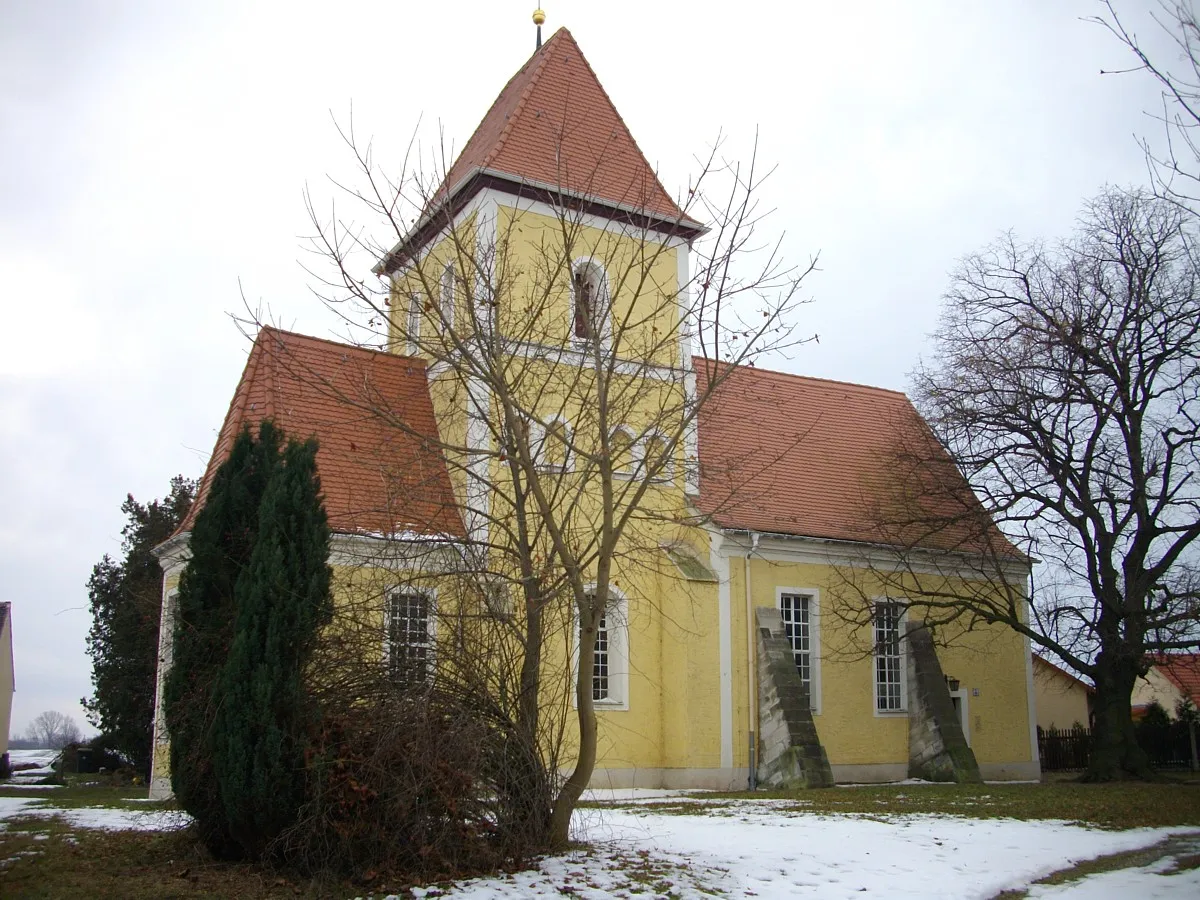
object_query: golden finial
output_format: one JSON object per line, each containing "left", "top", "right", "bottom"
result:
{"left": 533, "top": 8, "right": 546, "bottom": 48}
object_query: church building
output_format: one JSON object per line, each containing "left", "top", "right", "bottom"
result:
{"left": 150, "top": 25, "right": 1040, "bottom": 799}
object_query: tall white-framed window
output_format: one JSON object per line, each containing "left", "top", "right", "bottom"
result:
{"left": 610, "top": 426, "right": 636, "bottom": 478}
{"left": 576, "top": 585, "right": 629, "bottom": 710}
{"left": 873, "top": 600, "right": 906, "bottom": 714}
{"left": 777, "top": 587, "right": 821, "bottom": 713}
{"left": 570, "top": 259, "right": 610, "bottom": 346}
{"left": 439, "top": 262, "right": 456, "bottom": 329}
{"left": 385, "top": 588, "right": 435, "bottom": 687}
{"left": 406, "top": 292, "right": 422, "bottom": 354}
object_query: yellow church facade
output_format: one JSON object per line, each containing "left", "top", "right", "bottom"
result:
{"left": 150, "top": 27, "right": 1039, "bottom": 797}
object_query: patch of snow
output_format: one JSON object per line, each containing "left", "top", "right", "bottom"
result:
{"left": 6, "top": 750, "right": 60, "bottom": 767}
{"left": 392, "top": 807, "right": 1197, "bottom": 899}
{"left": 0, "top": 784, "right": 63, "bottom": 790}
{"left": 0, "top": 795, "right": 189, "bottom": 832}
{"left": 1027, "top": 856, "right": 1200, "bottom": 898}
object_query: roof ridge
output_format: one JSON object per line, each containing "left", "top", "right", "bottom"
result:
{"left": 563, "top": 29, "right": 679, "bottom": 215}
{"left": 257, "top": 325, "right": 426, "bottom": 366}
{"left": 695, "top": 355, "right": 910, "bottom": 399}
{"left": 478, "top": 29, "right": 561, "bottom": 173}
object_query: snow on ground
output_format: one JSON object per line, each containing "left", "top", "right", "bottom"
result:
{"left": 388, "top": 803, "right": 1200, "bottom": 899}
{"left": 2, "top": 785, "right": 1198, "bottom": 897}
{"left": 1027, "top": 860, "right": 1200, "bottom": 899}
{"left": 4, "top": 749, "right": 60, "bottom": 785}
{"left": 0, "top": 796, "right": 188, "bottom": 832}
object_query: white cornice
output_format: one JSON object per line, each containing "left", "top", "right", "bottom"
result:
{"left": 712, "top": 527, "right": 1031, "bottom": 585}
{"left": 375, "top": 171, "right": 707, "bottom": 274}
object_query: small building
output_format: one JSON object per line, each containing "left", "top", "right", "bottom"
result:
{"left": 1132, "top": 654, "right": 1200, "bottom": 719}
{"left": 1032, "top": 655, "right": 1091, "bottom": 731}
{"left": 0, "top": 603, "right": 13, "bottom": 772}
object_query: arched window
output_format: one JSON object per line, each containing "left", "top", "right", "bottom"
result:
{"left": 640, "top": 431, "right": 673, "bottom": 482}
{"left": 610, "top": 427, "right": 635, "bottom": 478}
{"left": 531, "top": 417, "right": 572, "bottom": 472}
{"left": 571, "top": 260, "right": 607, "bottom": 344}
{"left": 439, "top": 263, "right": 456, "bottom": 328}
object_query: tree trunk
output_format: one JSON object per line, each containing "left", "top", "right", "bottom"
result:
{"left": 547, "top": 607, "right": 600, "bottom": 847}
{"left": 1084, "top": 654, "right": 1152, "bottom": 781}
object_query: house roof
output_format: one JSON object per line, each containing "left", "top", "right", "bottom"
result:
{"left": 1150, "top": 654, "right": 1200, "bottom": 705}
{"left": 694, "top": 358, "right": 1024, "bottom": 557}
{"left": 177, "top": 328, "right": 463, "bottom": 540}
{"left": 440, "top": 28, "right": 687, "bottom": 222}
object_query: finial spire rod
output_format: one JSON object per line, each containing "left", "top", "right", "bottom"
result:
{"left": 533, "top": 8, "right": 546, "bottom": 49}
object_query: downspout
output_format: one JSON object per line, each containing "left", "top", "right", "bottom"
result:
{"left": 745, "top": 531, "right": 760, "bottom": 789}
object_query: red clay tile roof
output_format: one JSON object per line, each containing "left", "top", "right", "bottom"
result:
{"left": 694, "top": 358, "right": 1023, "bottom": 557}
{"left": 177, "top": 328, "right": 463, "bottom": 540}
{"left": 1151, "top": 654, "right": 1200, "bottom": 705}
{"left": 438, "top": 28, "right": 688, "bottom": 223}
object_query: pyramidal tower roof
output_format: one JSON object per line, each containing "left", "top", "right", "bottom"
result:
{"left": 381, "top": 28, "right": 700, "bottom": 270}
{"left": 443, "top": 27, "right": 686, "bottom": 220}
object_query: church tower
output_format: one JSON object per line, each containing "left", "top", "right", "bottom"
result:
{"left": 377, "top": 25, "right": 707, "bottom": 537}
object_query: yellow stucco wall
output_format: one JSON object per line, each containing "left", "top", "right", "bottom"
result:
{"left": 1033, "top": 658, "right": 1091, "bottom": 731}
{"left": 721, "top": 552, "right": 1036, "bottom": 775}
{"left": 1132, "top": 667, "right": 1185, "bottom": 717}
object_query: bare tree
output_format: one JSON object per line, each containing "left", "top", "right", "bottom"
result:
{"left": 26, "top": 711, "right": 81, "bottom": 749}
{"left": 1095, "top": 1, "right": 1200, "bottom": 209}
{"left": 832, "top": 187, "right": 1200, "bottom": 780}
{"left": 264, "top": 101, "right": 818, "bottom": 847}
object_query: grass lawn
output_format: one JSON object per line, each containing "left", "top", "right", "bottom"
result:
{"left": 2, "top": 778, "right": 1199, "bottom": 898}
{"left": 665, "top": 778, "right": 1200, "bottom": 830}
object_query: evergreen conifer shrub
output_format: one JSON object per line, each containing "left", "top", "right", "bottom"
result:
{"left": 212, "top": 436, "right": 331, "bottom": 858}
{"left": 163, "top": 421, "right": 285, "bottom": 858}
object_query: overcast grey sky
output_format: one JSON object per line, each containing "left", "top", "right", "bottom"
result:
{"left": 0, "top": 1, "right": 1176, "bottom": 737}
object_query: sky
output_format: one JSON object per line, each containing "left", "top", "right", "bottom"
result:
{"left": 0, "top": 0, "right": 1180, "bottom": 738}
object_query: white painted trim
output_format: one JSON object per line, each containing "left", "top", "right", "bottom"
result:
{"left": 375, "top": 180, "right": 701, "bottom": 276}
{"left": 1022, "top": 590, "right": 1042, "bottom": 772}
{"left": 572, "top": 584, "right": 630, "bottom": 711}
{"left": 676, "top": 242, "right": 700, "bottom": 497}
{"left": 774, "top": 586, "right": 822, "bottom": 716}
{"left": 405, "top": 290, "right": 422, "bottom": 356}
{"left": 872, "top": 600, "right": 908, "bottom": 718}
{"left": 710, "top": 532, "right": 734, "bottom": 769}
{"left": 439, "top": 261, "right": 456, "bottom": 329}
{"left": 149, "top": 582, "right": 180, "bottom": 799}
{"left": 719, "top": 530, "right": 1031, "bottom": 584}
{"left": 949, "top": 688, "right": 970, "bottom": 746}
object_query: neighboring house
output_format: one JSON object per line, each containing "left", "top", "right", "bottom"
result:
{"left": 1132, "top": 654, "right": 1200, "bottom": 719}
{"left": 0, "top": 603, "right": 13, "bottom": 771}
{"left": 1032, "top": 655, "right": 1092, "bottom": 731}
{"left": 149, "top": 27, "right": 1040, "bottom": 798}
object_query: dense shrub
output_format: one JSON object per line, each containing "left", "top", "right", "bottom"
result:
{"left": 276, "top": 691, "right": 506, "bottom": 879}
